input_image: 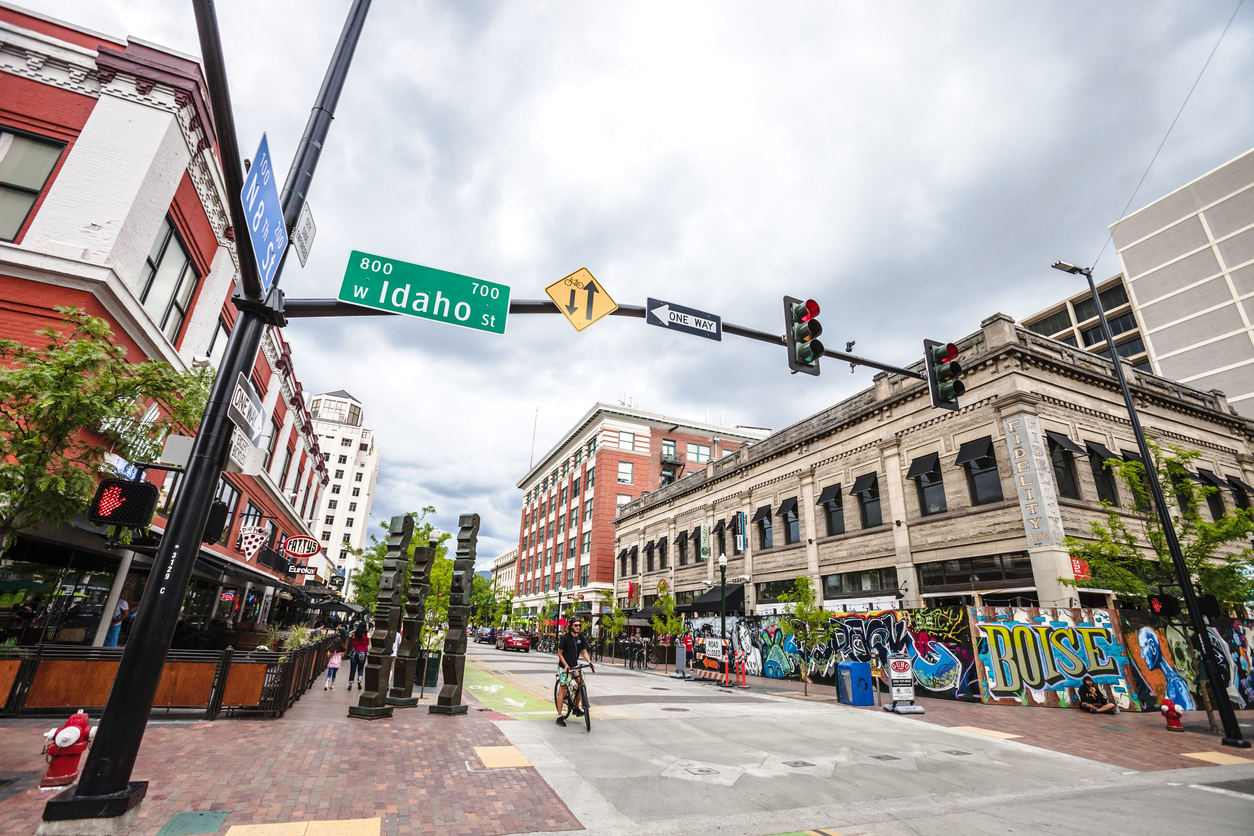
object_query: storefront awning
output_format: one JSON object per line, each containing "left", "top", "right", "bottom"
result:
{"left": 1085, "top": 441, "right": 1119, "bottom": 461}
{"left": 815, "top": 484, "right": 841, "bottom": 505}
{"left": 674, "top": 529, "right": 688, "bottom": 544}
{"left": 954, "top": 437, "right": 992, "bottom": 466}
{"left": 711, "top": 518, "right": 726, "bottom": 534}
{"left": 1228, "top": 475, "right": 1254, "bottom": 494}
{"left": 776, "top": 497, "right": 798, "bottom": 518}
{"left": 1045, "top": 431, "right": 1084, "bottom": 455}
{"left": 1196, "top": 469, "right": 1226, "bottom": 488}
{"left": 849, "top": 472, "right": 878, "bottom": 495}
{"left": 677, "top": 583, "right": 745, "bottom": 614}
{"left": 750, "top": 505, "right": 771, "bottom": 523}
{"left": 905, "top": 453, "right": 940, "bottom": 479}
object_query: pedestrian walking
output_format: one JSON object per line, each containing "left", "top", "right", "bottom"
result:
{"left": 347, "top": 622, "right": 369, "bottom": 690}
{"left": 325, "top": 638, "right": 344, "bottom": 690}
{"left": 103, "top": 598, "right": 129, "bottom": 647}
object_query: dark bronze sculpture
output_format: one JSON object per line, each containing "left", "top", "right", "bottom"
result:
{"left": 430, "top": 513, "right": 478, "bottom": 715}
{"left": 387, "top": 533, "right": 435, "bottom": 706}
{"left": 348, "top": 514, "right": 411, "bottom": 720}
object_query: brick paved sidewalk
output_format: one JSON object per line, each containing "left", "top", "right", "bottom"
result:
{"left": 682, "top": 667, "right": 1254, "bottom": 772}
{"left": 0, "top": 681, "right": 581, "bottom": 836}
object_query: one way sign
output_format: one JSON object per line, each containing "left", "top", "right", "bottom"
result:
{"left": 646, "top": 298, "right": 721, "bottom": 341}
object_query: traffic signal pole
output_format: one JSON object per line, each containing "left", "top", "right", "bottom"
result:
{"left": 42, "top": 1, "right": 373, "bottom": 826}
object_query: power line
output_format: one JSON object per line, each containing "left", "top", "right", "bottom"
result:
{"left": 1091, "top": 0, "right": 1246, "bottom": 271}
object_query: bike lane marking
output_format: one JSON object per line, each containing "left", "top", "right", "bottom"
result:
{"left": 468, "top": 657, "right": 640, "bottom": 720}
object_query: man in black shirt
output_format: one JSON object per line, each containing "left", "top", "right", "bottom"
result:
{"left": 555, "top": 618, "right": 594, "bottom": 726}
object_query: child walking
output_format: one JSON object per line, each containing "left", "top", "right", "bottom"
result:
{"left": 325, "top": 639, "right": 344, "bottom": 690}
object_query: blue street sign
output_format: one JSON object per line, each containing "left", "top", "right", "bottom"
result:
{"left": 646, "top": 297, "right": 722, "bottom": 341}
{"left": 240, "top": 134, "right": 288, "bottom": 294}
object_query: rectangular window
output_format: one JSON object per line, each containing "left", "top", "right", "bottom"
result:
{"left": 546, "top": 547, "right": 552, "bottom": 566}
{"left": 758, "top": 516, "right": 773, "bottom": 550}
{"left": 662, "top": 439, "right": 677, "bottom": 460}
{"left": 331, "top": 484, "right": 341, "bottom": 494}
{"left": 265, "top": 418, "right": 281, "bottom": 468}
{"left": 1048, "top": 435, "right": 1082, "bottom": 500}
{"left": 687, "top": 443, "right": 711, "bottom": 463}
{"left": 575, "top": 448, "right": 582, "bottom": 465}
{"left": 589, "top": 438, "right": 597, "bottom": 455}
{"left": 566, "top": 568, "right": 574, "bottom": 588}
{"left": 341, "top": 438, "right": 352, "bottom": 446}
{"left": 354, "top": 472, "right": 363, "bottom": 482}
{"left": 352, "top": 487, "right": 360, "bottom": 497}
{"left": 659, "top": 539, "right": 668, "bottom": 569}
{"left": 582, "top": 531, "right": 591, "bottom": 555}
{"left": 0, "top": 129, "right": 65, "bottom": 241}
{"left": 278, "top": 447, "right": 294, "bottom": 489}
{"left": 140, "top": 217, "right": 201, "bottom": 342}
{"left": 619, "top": 431, "right": 635, "bottom": 451}
{"left": 334, "top": 469, "right": 344, "bottom": 479}
{"left": 328, "top": 500, "right": 338, "bottom": 510}
{"left": 618, "top": 461, "right": 633, "bottom": 484}
{"left": 359, "top": 443, "right": 369, "bottom": 451}
{"left": 580, "top": 565, "right": 588, "bottom": 586}
{"left": 1073, "top": 283, "right": 1129, "bottom": 324}
{"left": 956, "top": 439, "right": 1003, "bottom": 506}
{"left": 561, "top": 486, "right": 568, "bottom": 505}
{"left": 823, "top": 568, "right": 895, "bottom": 599}
{"left": 321, "top": 530, "right": 331, "bottom": 541}
{"left": 349, "top": 502, "right": 357, "bottom": 511}
{"left": 678, "top": 535, "right": 688, "bottom": 566}
{"left": 345, "top": 517, "right": 354, "bottom": 527}
{"left": 547, "top": 521, "right": 554, "bottom": 539}
{"left": 206, "top": 319, "right": 230, "bottom": 370}
{"left": 347, "top": 404, "right": 362, "bottom": 426}
{"left": 818, "top": 485, "right": 845, "bottom": 536}
{"left": 584, "top": 499, "right": 593, "bottom": 521}
{"left": 777, "top": 498, "right": 800, "bottom": 544}
{"left": 646, "top": 544, "right": 654, "bottom": 573}
{"left": 586, "top": 467, "right": 595, "bottom": 490}
{"left": 572, "top": 477, "right": 581, "bottom": 497}
{"left": 338, "top": 455, "right": 348, "bottom": 464}
{"left": 630, "top": 549, "right": 638, "bottom": 575}
{"left": 907, "top": 454, "right": 947, "bottom": 516}
{"left": 1025, "top": 308, "right": 1072, "bottom": 338}
{"left": 324, "top": 515, "right": 334, "bottom": 525}
{"left": 556, "top": 542, "right": 564, "bottom": 562}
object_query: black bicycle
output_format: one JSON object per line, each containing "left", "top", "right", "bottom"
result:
{"left": 554, "top": 663, "right": 593, "bottom": 731}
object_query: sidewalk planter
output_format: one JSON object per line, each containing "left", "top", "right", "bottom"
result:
{"left": 417, "top": 650, "right": 441, "bottom": 688}
{"left": 0, "top": 636, "right": 333, "bottom": 720}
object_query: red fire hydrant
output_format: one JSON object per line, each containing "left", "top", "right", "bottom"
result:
{"left": 41, "top": 711, "right": 95, "bottom": 787}
{"left": 1161, "top": 697, "right": 1184, "bottom": 732}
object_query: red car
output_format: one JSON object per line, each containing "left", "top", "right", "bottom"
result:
{"left": 496, "top": 631, "right": 530, "bottom": 652}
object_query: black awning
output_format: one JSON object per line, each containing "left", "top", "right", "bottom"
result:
{"left": 750, "top": 505, "right": 771, "bottom": 523}
{"left": 1045, "top": 431, "right": 1084, "bottom": 455}
{"left": 954, "top": 437, "right": 993, "bottom": 466}
{"left": 815, "top": 484, "right": 842, "bottom": 505}
{"left": 676, "top": 583, "right": 745, "bottom": 613}
{"left": 776, "top": 497, "right": 798, "bottom": 518}
{"left": 729, "top": 514, "right": 741, "bottom": 534}
{"left": 711, "top": 519, "right": 726, "bottom": 533}
{"left": 674, "top": 529, "right": 688, "bottom": 544}
{"left": 1086, "top": 441, "right": 1119, "bottom": 461}
{"left": 1121, "top": 448, "right": 1144, "bottom": 465}
{"left": 1229, "top": 475, "right": 1254, "bottom": 494}
{"left": 850, "top": 472, "right": 878, "bottom": 495}
{"left": 629, "top": 545, "right": 638, "bottom": 557}
{"left": 618, "top": 548, "right": 629, "bottom": 560}
{"left": 691, "top": 526, "right": 702, "bottom": 544}
{"left": 644, "top": 540, "right": 655, "bottom": 554}
{"left": 905, "top": 452, "right": 940, "bottom": 479}
{"left": 1196, "top": 469, "right": 1226, "bottom": 488}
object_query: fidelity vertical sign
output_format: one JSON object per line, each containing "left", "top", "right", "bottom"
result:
{"left": 339, "top": 250, "right": 510, "bottom": 334}
{"left": 1002, "top": 414, "right": 1065, "bottom": 549}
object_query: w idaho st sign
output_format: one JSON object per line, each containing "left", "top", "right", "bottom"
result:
{"left": 339, "top": 250, "right": 510, "bottom": 334}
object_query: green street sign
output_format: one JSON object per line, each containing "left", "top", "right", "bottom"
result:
{"left": 338, "top": 250, "right": 510, "bottom": 335}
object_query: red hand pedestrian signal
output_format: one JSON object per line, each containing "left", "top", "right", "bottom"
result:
{"left": 87, "top": 478, "right": 160, "bottom": 527}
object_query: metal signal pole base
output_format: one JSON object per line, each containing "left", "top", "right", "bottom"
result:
{"left": 1222, "top": 737, "right": 1252, "bottom": 749}
{"left": 39, "top": 782, "right": 146, "bottom": 835}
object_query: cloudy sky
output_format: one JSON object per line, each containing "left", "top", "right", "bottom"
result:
{"left": 32, "top": 0, "right": 1254, "bottom": 566}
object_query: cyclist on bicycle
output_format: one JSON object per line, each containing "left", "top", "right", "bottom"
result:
{"left": 555, "top": 617, "right": 594, "bottom": 727}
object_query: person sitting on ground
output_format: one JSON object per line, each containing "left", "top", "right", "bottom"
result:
{"left": 1077, "top": 675, "right": 1117, "bottom": 714}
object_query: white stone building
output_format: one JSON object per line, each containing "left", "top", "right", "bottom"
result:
{"left": 492, "top": 548, "right": 517, "bottom": 597}
{"left": 309, "top": 390, "right": 380, "bottom": 599}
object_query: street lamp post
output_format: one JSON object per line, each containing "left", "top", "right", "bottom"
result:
{"left": 1052, "top": 260, "right": 1248, "bottom": 748}
{"left": 718, "top": 553, "right": 727, "bottom": 646}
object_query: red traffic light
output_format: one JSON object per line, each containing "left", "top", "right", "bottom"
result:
{"left": 88, "top": 478, "right": 160, "bottom": 528}
{"left": 801, "top": 299, "right": 819, "bottom": 321}
{"left": 940, "top": 342, "right": 958, "bottom": 363}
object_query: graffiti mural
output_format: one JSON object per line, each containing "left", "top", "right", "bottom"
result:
{"left": 971, "top": 607, "right": 1139, "bottom": 709}
{"left": 1120, "top": 611, "right": 1254, "bottom": 711}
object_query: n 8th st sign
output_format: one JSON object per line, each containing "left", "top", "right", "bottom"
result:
{"left": 339, "top": 250, "right": 509, "bottom": 334}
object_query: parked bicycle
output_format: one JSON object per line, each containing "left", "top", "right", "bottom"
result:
{"left": 627, "top": 638, "right": 657, "bottom": 671}
{"left": 554, "top": 662, "right": 593, "bottom": 731}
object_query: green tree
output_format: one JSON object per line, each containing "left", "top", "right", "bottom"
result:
{"left": 599, "top": 590, "right": 627, "bottom": 664}
{"left": 650, "top": 592, "right": 685, "bottom": 673}
{"left": 346, "top": 507, "right": 451, "bottom": 615}
{"left": 538, "top": 593, "right": 556, "bottom": 637}
{"left": 778, "top": 575, "right": 831, "bottom": 696}
{"left": 1062, "top": 440, "right": 1254, "bottom": 607}
{"left": 470, "top": 573, "right": 495, "bottom": 626}
{"left": 0, "top": 306, "right": 212, "bottom": 553}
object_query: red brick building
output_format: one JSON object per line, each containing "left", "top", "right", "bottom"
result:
{"left": 0, "top": 6, "right": 331, "bottom": 646}
{"left": 512, "top": 403, "right": 769, "bottom": 619}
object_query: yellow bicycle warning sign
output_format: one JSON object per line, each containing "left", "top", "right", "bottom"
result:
{"left": 545, "top": 268, "right": 618, "bottom": 332}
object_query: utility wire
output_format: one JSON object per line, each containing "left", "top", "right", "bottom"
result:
{"left": 1091, "top": 0, "right": 1245, "bottom": 271}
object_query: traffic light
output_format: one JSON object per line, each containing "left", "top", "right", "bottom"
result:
{"left": 923, "top": 339, "right": 965, "bottom": 410}
{"left": 87, "top": 478, "right": 160, "bottom": 528}
{"left": 1147, "top": 593, "right": 1181, "bottom": 618}
{"left": 783, "top": 295, "right": 824, "bottom": 375}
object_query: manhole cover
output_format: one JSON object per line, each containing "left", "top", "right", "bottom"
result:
{"left": 943, "top": 750, "right": 971, "bottom": 756}
{"left": 157, "top": 810, "right": 230, "bottom": 836}
{"left": 686, "top": 766, "right": 719, "bottom": 775}
{"left": 870, "top": 755, "right": 900, "bottom": 761}
{"left": 661, "top": 707, "right": 689, "bottom": 712}
{"left": 783, "top": 760, "right": 816, "bottom": 768}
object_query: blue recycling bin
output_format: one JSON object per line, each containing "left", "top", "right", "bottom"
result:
{"left": 836, "top": 661, "right": 873, "bottom": 706}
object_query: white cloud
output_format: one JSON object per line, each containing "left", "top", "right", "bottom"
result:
{"left": 26, "top": 0, "right": 1254, "bottom": 564}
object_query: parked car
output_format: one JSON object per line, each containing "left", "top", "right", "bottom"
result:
{"left": 474, "top": 626, "right": 495, "bottom": 644}
{"left": 495, "top": 630, "right": 530, "bottom": 652}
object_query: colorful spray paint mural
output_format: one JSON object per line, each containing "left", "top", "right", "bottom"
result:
{"left": 686, "top": 608, "right": 980, "bottom": 701}
{"left": 1119, "top": 611, "right": 1254, "bottom": 711}
{"left": 970, "top": 607, "right": 1140, "bottom": 709}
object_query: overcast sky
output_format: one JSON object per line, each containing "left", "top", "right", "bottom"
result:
{"left": 31, "top": 0, "right": 1254, "bottom": 566}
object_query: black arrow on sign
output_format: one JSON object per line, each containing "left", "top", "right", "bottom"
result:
{"left": 585, "top": 281, "right": 600, "bottom": 320}
{"left": 566, "top": 289, "right": 578, "bottom": 315}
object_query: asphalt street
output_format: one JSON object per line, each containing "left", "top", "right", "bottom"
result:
{"left": 463, "top": 641, "right": 1254, "bottom": 836}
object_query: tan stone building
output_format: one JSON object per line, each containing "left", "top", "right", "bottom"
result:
{"left": 614, "top": 314, "right": 1254, "bottom": 616}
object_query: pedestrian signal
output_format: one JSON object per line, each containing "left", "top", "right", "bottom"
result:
{"left": 783, "top": 296, "right": 824, "bottom": 376}
{"left": 87, "top": 478, "right": 160, "bottom": 528}
{"left": 1147, "top": 593, "right": 1180, "bottom": 618}
{"left": 923, "top": 339, "right": 965, "bottom": 410}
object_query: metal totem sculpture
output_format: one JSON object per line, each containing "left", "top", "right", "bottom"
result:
{"left": 348, "top": 514, "right": 412, "bottom": 720}
{"left": 430, "top": 513, "right": 478, "bottom": 715}
{"left": 387, "top": 533, "right": 435, "bottom": 706}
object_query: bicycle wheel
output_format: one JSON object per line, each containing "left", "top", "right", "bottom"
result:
{"left": 580, "top": 683, "right": 590, "bottom": 731}
{"left": 645, "top": 650, "right": 658, "bottom": 670}
{"left": 553, "top": 680, "right": 568, "bottom": 718}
